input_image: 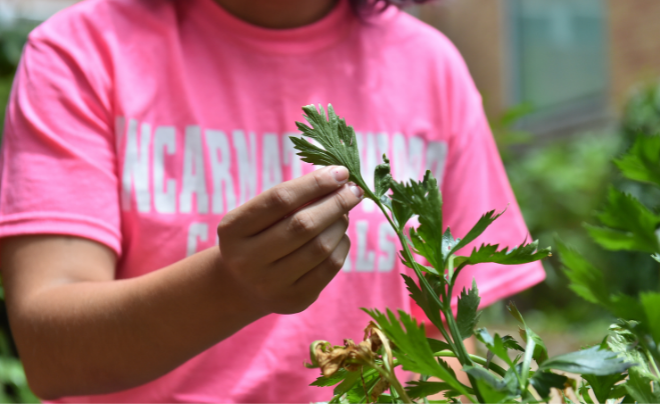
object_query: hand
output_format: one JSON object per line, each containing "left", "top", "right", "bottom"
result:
{"left": 217, "top": 166, "right": 363, "bottom": 315}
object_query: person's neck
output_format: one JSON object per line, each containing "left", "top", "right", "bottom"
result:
{"left": 212, "top": 0, "right": 338, "bottom": 29}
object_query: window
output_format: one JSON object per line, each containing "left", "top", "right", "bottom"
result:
{"left": 508, "top": 0, "right": 608, "bottom": 130}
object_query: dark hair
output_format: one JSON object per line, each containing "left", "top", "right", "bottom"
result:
{"left": 348, "top": 0, "right": 435, "bottom": 15}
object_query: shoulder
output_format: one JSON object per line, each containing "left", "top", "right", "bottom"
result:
{"left": 28, "top": 0, "right": 176, "bottom": 45}
{"left": 364, "top": 8, "right": 467, "bottom": 71}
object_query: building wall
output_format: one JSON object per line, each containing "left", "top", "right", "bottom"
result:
{"left": 417, "top": 0, "right": 507, "bottom": 118}
{"left": 608, "top": 0, "right": 660, "bottom": 109}
{"left": 419, "top": 0, "right": 660, "bottom": 127}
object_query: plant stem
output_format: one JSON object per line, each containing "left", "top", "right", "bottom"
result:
{"left": 367, "top": 360, "right": 413, "bottom": 403}
{"left": 372, "top": 199, "right": 458, "bottom": 353}
{"left": 646, "top": 348, "right": 660, "bottom": 379}
{"left": 370, "top": 196, "right": 484, "bottom": 403}
{"left": 430, "top": 351, "right": 507, "bottom": 378}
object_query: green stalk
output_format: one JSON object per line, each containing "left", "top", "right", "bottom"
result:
{"left": 430, "top": 351, "right": 507, "bottom": 378}
{"left": 372, "top": 197, "right": 457, "bottom": 353}
{"left": 369, "top": 194, "right": 485, "bottom": 403}
{"left": 646, "top": 348, "right": 660, "bottom": 379}
{"left": 366, "top": 360, "right": 412, "bottom": 403}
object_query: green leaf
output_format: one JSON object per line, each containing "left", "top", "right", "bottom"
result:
{"left": 539, "top": 346, "right": 634, "bottom": 376}
{"left": 311, "top": 368, "right": 351, "bottom": 387}
{"left": 427, "top": 338, "right": 452, "bottom": 353}
{"left": 459, "top": 240, "right": 551, "bottom": 267}
{"left": 585, "top": 187, "right": 660, "bottom": 254}
{"left": 582, "top": 373, "right": 627, "bottom": 403}
{"left": 456, "top": 279, "right": 481, "bottom": 340}
{"left": 364, "top": 308, "right": 470, "bottom": 397}
{"left": 449, "top": 209, "right": 506, "bottom": 256}
{"left": 343, "top": 368, "right": 382, "bottom": 403}
{"left": 405, "top": 380, "right": 453, "bottom": 400}
{"left": 624, "top": 367, "right": 660, "bottom": 404}
{"left": 557, "top": 240, "right": 611, "bottom": 306}
{"left": 333, "top": 370, "right": 362, "bottom": 396}
{"left": 507, "top": 302, "right": 549, "bottom": 364}
{"left": 391, "top": 199, "right": 414, "bottom": 231}
{"left": 529, "top": 371, "right": 568, "bottom": 399}
{"left": 410, "top": 228, "right": 440, "bottom": 270}
{"left": 475, "top": 329, "right": 521, "bottom": 368}
{"left": 607, "top": 321, "right": 651, "bottom": 374}
{"left": 609, "top": 293, "right": 645, "bottom": 321}
{"left": 578, "top": 384, "right": 595, "bottom": 404}
{"left": 390, "top": 172, "right": 444, "bottom": 266}
{"left": 614, "top": 134, "right": 660, "bottom": 187}
{"left": 558, "top": 241, "right": 646, "bottom": 320}
{"left": 640, "top": 292, "right": 660, "bottom": 343}
{"left": 463, "top": 366, "right": 512, "bottom": 403}
{"left": 374, "top": 154, "right": 392, "bottom": 198}
{"left": 292, "top": 104, "right": 367, "bottom": 191}
{"left": 501, "top": 335, "right": 524, "bottom": 352}
{"left": 402, "top": 274, "right": 443, "bottom": 327}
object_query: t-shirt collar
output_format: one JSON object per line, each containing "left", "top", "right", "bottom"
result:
{"left": 195, "top": 0, "right": 355, "bottom": 54}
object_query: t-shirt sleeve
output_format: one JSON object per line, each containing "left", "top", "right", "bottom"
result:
{"left": 409, "top": 36, "right": 545, "bottom": 321}
{"left": 439, "top": 40, "right": 545, "bottom": 309}
{"left": 0, "top": 30, "right": 121, "bottom": 256}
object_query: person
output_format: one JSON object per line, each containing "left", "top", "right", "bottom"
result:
{"left": 0, "top": 0, "right": 546, "bottom": 402}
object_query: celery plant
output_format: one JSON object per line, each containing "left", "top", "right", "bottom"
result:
{"left": 292, "top": 105, "right": 632, "bottom": 403}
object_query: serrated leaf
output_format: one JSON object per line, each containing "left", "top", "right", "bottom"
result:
{"left": 402, "top": 274, "right": 443, "bottom": 327}
{"left": 530, "top": 371, "right": 568, "bottom": 399}
{"left": 311, "top": 368, "right": 350, "bottom": 387}
{"left": 539, "top": 346, "right": 634, "bottom": 376}
{"left": 557, "top": 240, "right": 610, "bottom": 306}
{"left": 292, "top": 104, "right": 369, "bottom": 192}
{"left": 463, "top": 366, "right": 512, "bottom": 403}
{"left": 390, "top": 171, "right": 444, "bottom": 266}
{"left": 410, "top": 228, "right": 439, "bottom": 269}
{"left": 501, "top": 335, "right": 524, "bottom": 352}
{"left": 333, "top": 369, "right": 362, "bottom": 396}
{"left": 427, "top": 338, "right": 452, "bottom": 353}
{"left": 364, "top": 308, "right": 470, "bottom": 397}
{"left": 586, "top": 187, "right": 660, "bottom": 254}
{"left": 476, "top": 328, "right": 523, "bottom": 368}
{"left": 456, "top": 279, "right": 481, "bottom": 340}
{"left": 614, "top": 134, "right": 660, "bottom": 187}
{"left": 374, "top": 154, "right": 392, "bottom": 198}
{"left": 624, "top": 367, "right": 660, "bottom": 404}
{"left": 343, "top": 368, "right": 381, "bottom": 403}
{"left": 405, "top": 380, "right": 453, "bottom": 400}
{"left": 640, "top": 292, "right": 660, "bottom": 343}
{"left": 507, "top": 302, "right": 549, "bottom": 364}
{"left": 392, "top": 199, "right": 414, "bottom": 231}
{"left": 449, "top": 209, "right": 506, "bottom": 256}
{"left": 459, "top": 240, "right": 551, "bottom": 267}
{"left": 582, "top": 373, "right": 627, "bottom": 403}
{"left": 607, "top": 321, "right": 654, "bottom": 377}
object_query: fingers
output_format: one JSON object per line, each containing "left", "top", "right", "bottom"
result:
{"left": 219, "top": 166, "right": 351, "bottom": 237}
{"left": 293, "top": 234, "right": 350, "bottom": 296}
{"left": 249, "top": 182, "right": 362, "bottom": 263}
{"left": 271, "top": 215, "right": 348, "bottom": 284}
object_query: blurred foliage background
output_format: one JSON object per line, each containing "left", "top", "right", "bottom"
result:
{"left": 1, "top": 0, "right": 660, "bottom": 402}
{"left": 0, "top": 16, "right": 39, "bottom": 403}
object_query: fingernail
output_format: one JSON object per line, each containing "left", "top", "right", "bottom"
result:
{"left": 332, "top": 166, "right": 349, "bottom": 184}
{"left": 350, "top": 184, "right": 364, "bottom": 199}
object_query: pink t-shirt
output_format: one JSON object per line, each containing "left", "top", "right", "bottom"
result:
{"left": 0, "top": 0, "right": 545, "bottom": 402}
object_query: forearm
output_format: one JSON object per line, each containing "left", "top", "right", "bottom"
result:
{"left": 9, "top": 247, "right": 263, "bottom": 399}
